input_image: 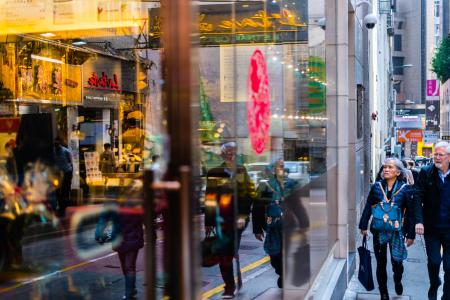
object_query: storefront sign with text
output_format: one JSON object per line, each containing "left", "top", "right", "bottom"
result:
{"left": 149, "top": 3, "right": 308, "bottom": 46}
{"left": 397, "top": 129, "right": 423, "bottom": 143}
{"left": 86, "top": 72, "right": 120, "bottom": 91}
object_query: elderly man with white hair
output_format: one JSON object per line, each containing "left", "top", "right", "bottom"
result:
{"left": 204, "top": 142, "right": 256, "bottom": 299}
{"left": 415, "top": 141, "right": 450, "bottom": 300}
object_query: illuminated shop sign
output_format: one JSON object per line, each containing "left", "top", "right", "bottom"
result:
{"left": 247, "top": 49, "right": 270, "bottom": 154}
{"left": 83, "top": 56, "right": 121, "bottom": 106}
{"left": 149, "top": 2, "right": 308, "bottom": 47}
{"left": 82, "top": 56, "right": 145, "bottom": 107}
{"left": 0, "top": 0, "right": 145, "bottom": 35}
{"left": 86, "top": 71, "right": 120, "bottom": 91}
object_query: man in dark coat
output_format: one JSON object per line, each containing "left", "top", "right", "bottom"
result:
{"left": 204, "top": 142, "right": 255, "bottom": 298}
{"left": 415, "top": 141, "right": 450, "bottom": 300}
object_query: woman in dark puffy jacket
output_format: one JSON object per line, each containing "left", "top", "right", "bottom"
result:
{"left": 113, "top": 207, "right": 144, "bottom": 300}
{"left": 359, "top": 157, "right": 419, "bottom": 300}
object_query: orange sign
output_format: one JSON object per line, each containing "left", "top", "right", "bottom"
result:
{"left": 397, "top": 129, "right": 423, "bottom": 142}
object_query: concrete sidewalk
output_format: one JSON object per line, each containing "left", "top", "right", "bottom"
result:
{"left": 344, "top": 234, "right": 442, "bottom": 300}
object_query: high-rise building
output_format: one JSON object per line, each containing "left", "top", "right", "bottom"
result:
{"left": 393, "top": 0, "right": 424, "bottom": 104}
{"left": 443, "top": 0, "right": 450, "bottom": 35}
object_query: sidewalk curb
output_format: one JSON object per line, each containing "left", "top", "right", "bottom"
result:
{"left": 303, "top": 245, "right": 356, "bottom": 300}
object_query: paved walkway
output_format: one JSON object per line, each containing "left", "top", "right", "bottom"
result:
{"left": 344, "top": 233, "right": 443, "bottom": 300}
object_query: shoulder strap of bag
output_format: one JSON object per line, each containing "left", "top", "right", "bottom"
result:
{"left": 378, "top": 182, "right": 407, "bottom": 203}
{"left": 264, "top": 180, "right": 283, "bottom": 200}
{"left": 378, "top": 182, "right": 389, "bottom": 203}
{"left": 392, "top": 183, "right": 407, "bottom": 198}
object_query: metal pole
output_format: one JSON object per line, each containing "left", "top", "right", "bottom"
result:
{"left": 143, "top": 170, "right": 155, "bottom": 300}
{"left": 160, "top": 0, "right": 197, "bottom": 296}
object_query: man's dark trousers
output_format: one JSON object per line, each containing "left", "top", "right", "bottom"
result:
{"left": 219, "top": 228, "right": 244, "bottom": 293}
{"left": 425, "top": 230, "right": 450, "bottom": 299}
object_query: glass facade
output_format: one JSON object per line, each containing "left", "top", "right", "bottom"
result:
{"left": 0, "top": 1, "right": 333, "bottom": 299}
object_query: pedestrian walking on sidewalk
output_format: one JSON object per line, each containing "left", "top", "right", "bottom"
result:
{"left": 96, "top": 188, "right": 144, "bottom": 300}
{"left": 359, "top": 157, "right": 418, "bottom": 300}
{"left": 252, "top": 159, "right": 298, "bottom": 288}
{"left": 414, "top": 141, "right": 450, "bottom": 300}
{"left": 204, "top": 142, "right": 255, "bottom": 299}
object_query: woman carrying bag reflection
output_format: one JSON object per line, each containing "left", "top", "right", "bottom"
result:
{"left": 252, "top": 159, "right": 298, "bottom": 289}
{"left": 359, "top": 157, "right": 419, "bottom": 300}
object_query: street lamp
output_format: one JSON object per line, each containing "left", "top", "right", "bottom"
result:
{"left": 390, "top": 64, "right": 414, "bottom": 76}
{"left": 393, "top": 64, "right": 413, "bottom": 70}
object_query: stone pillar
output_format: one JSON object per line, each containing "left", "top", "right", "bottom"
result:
{"left": 347, "top": 10, "right": 357, "bottom": 253}
{"left": 326, "top": 0, "right": 349, "bottom": 259}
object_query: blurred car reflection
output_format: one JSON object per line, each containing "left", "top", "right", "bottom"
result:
{"left": 246, "top": 162, "right": 269, "bottom": 188}
{"left": 414, "top": 156, "right": 432, "bottom": 167}
{"left": 284, "top": 161, "right": 310, "bottom": 185}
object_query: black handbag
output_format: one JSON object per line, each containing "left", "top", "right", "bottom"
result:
{"left": 358, "top": 235, "right": 375, "bottom": 291}
{"left": 201, "top": 230, "right": 230, "bottom": 267}
{"left": 291, "top": 242, "right": 310, "bottom": 287}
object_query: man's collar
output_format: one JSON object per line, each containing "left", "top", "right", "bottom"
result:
{"left": 439, "top": 168, "right": 450, "bottom": 176}
{"left": 436, "top": 162, "right": 450, "bottom": 176}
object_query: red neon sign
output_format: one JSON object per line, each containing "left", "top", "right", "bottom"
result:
{"left": 247, "top": 49, "right": 270, "bottom": 155}
{"left": 86, "top": 72, "right": 119, "bottom": 91}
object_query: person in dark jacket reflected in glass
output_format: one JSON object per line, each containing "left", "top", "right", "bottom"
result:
{"left": 252, "top": 159, "right": 298, "bottom": 289}
{"left": 204, "top": 142, "right": 255, "bottom": 299}
{"left": 359, "top": 158, "right": 418, "bottom": 300}
{"left": 97, "top": 181, "right": 144, "bottom": 300}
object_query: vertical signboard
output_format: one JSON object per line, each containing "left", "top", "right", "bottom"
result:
{"left": 426, "top": 79, "right": 440, "bottom": 132}
{"left": 426, "top": 79, "right": 440, "bottom": 100}
{"left": 425, "top": 100, "right": 440, "bottom": 131}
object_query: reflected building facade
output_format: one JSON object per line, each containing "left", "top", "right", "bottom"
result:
{"left": 0, "top": 0, "right": 376, "bottom": 299}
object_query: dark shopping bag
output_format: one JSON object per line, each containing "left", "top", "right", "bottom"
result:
{"left": 358, "top": 235, "right": 375, "bottom": 291}
{"left": 292, "top": 242, "right": 311, "bottom": 287}
{"left": 202, "top": 235, "right": 221, "bottom": 267}
{"left": 201, "top": 231, "right": 230, "bottom": 267}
